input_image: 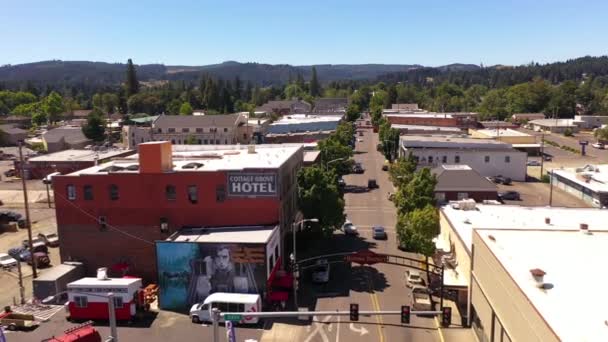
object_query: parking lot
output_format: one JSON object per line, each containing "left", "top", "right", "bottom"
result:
{"left": 497, "top": 181, "right": 589, "bottom": 207}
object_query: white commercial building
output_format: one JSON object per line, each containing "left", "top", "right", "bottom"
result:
{"left": 551, "top": 164, "right": 608, "bottom": 207}
{"left": 399, "top": 136, "right": 527, "bottom": 181}
{"left": 573, "top": 115, "right": 608, "bottom": 129}
{"left": 437, "top": 204, "right": 608, "bottom": 341}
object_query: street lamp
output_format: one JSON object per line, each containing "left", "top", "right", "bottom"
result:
{"left": 325, "top": 157, "right": 346, "bottom": 172}
{"left": 291, "top": 218, "right": 318, "bottom": 309}
{"left": 43, "top": 291, "right": 119, "bottom": 342}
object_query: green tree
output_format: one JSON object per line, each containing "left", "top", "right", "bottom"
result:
{"left": 345, "top": 104, "right": 360, "bottom": 122}
{"left": 594, "top": 126, "right": 608, "bottom": 141}
{"left": 41, "top": 91, "right": 64, "bottom": 123}
{"left": 31, "top": 111, "right": 48, "bottom": 126}
{"left": 82, "top": 109, "right": 106, "bottom": 142}
{"left": 284, "top": 83, "right": 305, "bottom": 99}
{"left": 478, "top": 88, "right": 509, "bottom": 120}
{"left": 125, "top": 58, "right": 139, "bottom": 98}
{"left": 184, "top": 135, "right": 198, "bottom": 144}
{"left": 389, "top": 153, "right": 418, "bottom": 187}
{"left": 318, "top": 137, "right": 353, "bottom": 176}
{"left": 334, "top": 121, "right": 355, "bottom": 146}
{"left": 309, "top": 66, "right": 321, "bottom": 97}
{"left": 179, "top": 102, "right": 193, "bottom": 115}
{"left": 396, "top": 205, "right": 439, "bottom": 273}
{"left": 297, "top": 166, "right": 345, "bottom": 237}
{"left": 370, "top": 90, "right": 388, "bottom": 109}
{"left": 102, "top": 93, "right": 119, "bottom": 114}
{"left": 394, "top": 168, "right": 437, "bottom": 213}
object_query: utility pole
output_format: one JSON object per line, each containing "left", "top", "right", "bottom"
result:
{"left": 549, "top": 170, "right": 554, "bottom": 207}
{"left": 16, "top": 261, "right": 25, "bottom": 304}
{"left": 540, "top": 133, "right": 545, "bottom": 179}
{"left": 18, "top": 141, "right": 37, "bottom": 278}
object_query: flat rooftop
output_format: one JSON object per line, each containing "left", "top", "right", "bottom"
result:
{"left": 69, "top": 277, "right": 141, "bottom": 287}
{"left": 474, "top": 128, "right": 531, "bottom": 137}
{"left": 477, "top": 229, "right": 608, "bottom": 341}
{"left": 400, "top": 135, "right": 513, "bottom": 150}
{"left": 168, "top": 225, "right": 277, "bottom": 244}
{"left": 441, "top": 204, "right": 608, "bottom": 254}
{"left": 552, "top": 164, "right": 608, "bottom": 193}
{"left": 272, "top": 114, "right": 342, "bottom": 124}
{"left": 392, "top": 124, "right": 461, "bottom": 132}
{"left": 28, "top": 148, "right": 134, "bottom": 162}
{"left": 530, "top": 118, "right": 577, "bottom": 127}
{"left": 69, "top": 144, "right": 301, "bottom": 175}
{"left": 385, "top": 113, "right": 454, "bottom": 119}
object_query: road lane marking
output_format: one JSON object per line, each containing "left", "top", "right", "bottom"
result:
{"left": 366, "top": 270, "right": 385, "bottom": 342}
{"left": 434, "top": 317, "right": 446, "bottom": 342}
{"left": 305, "top": 315, "right": 333, "bottom": 342}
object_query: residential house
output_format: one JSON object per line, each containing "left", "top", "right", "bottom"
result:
{"left": 42, "top": 127, "right": 91, "bottom": 153}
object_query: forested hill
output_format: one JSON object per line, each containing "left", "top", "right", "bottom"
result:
{"left": 0, "top": 60, "right": 423, "bottom": 88}
{"left": 377, "top": 56, "right": 608, "bottom": 87}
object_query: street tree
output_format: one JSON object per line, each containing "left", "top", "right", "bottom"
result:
{"left": 394, "top": 168, "right": 437, "bottom": 213}
{"left": 389, "top": 153, "right": 418, "bottom": 187}
{"left": 31, "top": 111, "right": 48, "bottom": 126}
{"left": 297, "top": 166, "right": 345, "bottom": 237}
{"left": 125, "top": 58, "right": 139, "bottom": 98}
{"left": 82, "top": 109, "right": 106, "bottom": 142}
{"left": 345, "top": 104, "right": 360, "bottom": 122}
{"left": 179, "top": 102, "right": 194, "bottom": 115}
{"left": 41, "top": 91, "right": 64, "bottom": 124}
{"left": 396, "top": 205, "right": 439, "bottom": 275}
{"left": 594, "top": 126, "right": 608, "bottom": 141}
{"left": 318, "top": 136, "right": 353, "bottom": 176}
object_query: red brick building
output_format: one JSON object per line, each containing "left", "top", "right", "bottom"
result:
{"left": 384, "top": 112, "right": 478, "bottom": 129}
{"left": 53, "top": 142, "right": 302, "bottom": 282}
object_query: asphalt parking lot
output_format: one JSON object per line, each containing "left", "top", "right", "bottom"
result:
{"left": 497, "top": 181, "right": 589, "bottom": 207}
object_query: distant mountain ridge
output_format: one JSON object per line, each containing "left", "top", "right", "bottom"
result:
{"left": 0, "top": 60, "right": 446, "bottom": 87}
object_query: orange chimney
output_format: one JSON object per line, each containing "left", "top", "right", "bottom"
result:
{"left": 139, "top": 141, "right": 173, "bottom": 173}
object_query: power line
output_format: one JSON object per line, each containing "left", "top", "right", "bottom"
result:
{"left": 53, "top": 191, "right": 155, "bottom": 246}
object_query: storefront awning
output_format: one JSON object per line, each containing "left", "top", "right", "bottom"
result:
{"left": 433, "top": 237, "right": 452, "bottom": 253}
{"left": 443, "top": 265, "right": 468, "bottom": 288}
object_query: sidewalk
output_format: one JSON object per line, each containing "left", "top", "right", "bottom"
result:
{"left": 434, "top": 298, "right": 478, "bottom": 342}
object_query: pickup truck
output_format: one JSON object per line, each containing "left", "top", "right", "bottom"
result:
{"left": 411, "top": 285, "right": 432, "bottom": 313}
{"left": 0, "top": 310, "right": 37, "bottom": 331}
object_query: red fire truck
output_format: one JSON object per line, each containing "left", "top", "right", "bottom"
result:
{"left": 43, "top": 321, "right": 101, "bottom": 342}
{"left": 66, "top": 276, "right": 143, "bottom": 321}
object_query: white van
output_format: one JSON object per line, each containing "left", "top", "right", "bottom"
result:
{"left": 189, "top": 292, "right": 262, "bottom": 324}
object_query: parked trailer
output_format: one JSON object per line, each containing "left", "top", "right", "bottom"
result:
{"left": 34, "top": 262, "right": 85, "bottom": 304}
{"left": 0, "top": 309, "right": 37, "bottom": 331}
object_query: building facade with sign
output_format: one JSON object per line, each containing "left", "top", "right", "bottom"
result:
{"left": 52, "top": 141, "right": 303, "bottom": 283}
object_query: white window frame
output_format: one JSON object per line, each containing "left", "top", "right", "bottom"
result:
{"left": 67, "top": 184, "right": 76, "bottom": 200}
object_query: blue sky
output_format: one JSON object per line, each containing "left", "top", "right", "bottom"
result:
{"left": 2, "top": 0, "right": 607, "bottom": 67}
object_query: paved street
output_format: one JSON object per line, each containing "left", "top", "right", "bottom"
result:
{"left": 287, "top": 127, "right": 442, "bottom": 342}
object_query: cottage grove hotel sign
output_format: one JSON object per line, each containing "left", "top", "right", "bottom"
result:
{"left": 227, "top": 172, "right": 278, "bottom": 197}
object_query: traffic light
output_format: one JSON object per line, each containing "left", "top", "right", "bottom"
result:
{"left": 350, "top": 303, "right": 359, "bottom": 321}
{"left": 441, "top": 307, "right": 452, "bottom": 327}
{"left": 401, "top": 305, "right": 410, "bottom": 324}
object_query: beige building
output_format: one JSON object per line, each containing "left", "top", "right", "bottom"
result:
{"left": 122, "top": 113, "right": 252, "bottom": 149}
{"left": 437, "top": 204, "right": 608, "bottom": 341}
{"left": 468, "top": 128, "right": 536, "bottom": 145}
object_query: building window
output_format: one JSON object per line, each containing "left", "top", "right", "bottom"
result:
{"left": 274, "top": 245, "right": 279, "bottom": 261}
{"left": 182, "top": 128, "right": 189, "bottom": 133}
{"left": 157, "top": 128, "right": 162, "bottom": 133}
{"left": 243, "top": 133, "right": 247, "bottom": 140}
{"left": 428, "top": 156, "right": 433, "bottom": 163}
{"left": 505, "top": 156, "right": 511, "bottom": 163}
{"left": 113, "top": 296, "right": 123, "bottom": 309}
{"left": 442, "top": 156, "right": 447, "bottom": 163}
{"left": 168, "top": 128, "right": 176, "bottom": 133}
{"left": 166, "top": 185, "right": 176, "bottom": 200}
{"left": 216, "top": 185, "right": 226, "bottom": 202}
{"left": 203, "top": 139, "right": 208, "bottom": 144}
{"left": 74, "top": 296, "right": 88, "bottom": 308}
{"left": 216, "top": 139, "right": 220, "bottom": 144}
{"left": 484, "top": 156, "right": 490, "bottom": 163}
{"left": 454, "top": 156, "right": 460, "bottom": 163}
{"left": 171, "top": 139, "right": 175, "bottom": 144}
{"left": 98, "top": 216, "right": 107, "bottom": 231}
{"left": 67, "top": 185, "right": 76, "bottom": 200}
{"left": 224, "top": 139, "right": 228, "bottom": 144}
{"left": 457, "top": 192, "right": 469, "bottom": 200}
{"left": 160, "top": 217, "right": 169, "bottom": 233}
{"left": 223, "top": 128, "right": 228, "bottom": 132}
{"left": 84, "top": 185, "right": 93, "bottom": 201}
{"left": 109, "top": 184, "right": 119, "bottom": 201}
{"left": 196, "top": 128, "right": 203, "bottom": 133}
{"left": 188, "top": 185, "right": 198, "bottom": 204}
{"left": 198, "top": 139, "right": 202, "bottom": 144}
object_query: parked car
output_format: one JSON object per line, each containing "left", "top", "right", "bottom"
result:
{"left": 405, "top": 270, "right": 425, "bottom": 288}
{"left": 372, "top": 226, "right": 387, "bottom": 240}
{"left": 352, "top": 163, "right": 365, "bottom": 174}
{"left": 542, "top": 154, "right": 553, "bottom": 161}
{"left": 0, "top": 210, "right": 25, "bottom": 228}
{"left": 499, "top": 191, "right": 521, "bottom": 201}
{"left": 27, "top": 252, "right": 50, "bottom": 268}
{"left": 489, "top": 175, "right": 512, "bottom": 185}
{"left": 526, "top": 160, "right": 541, "bottom": 166}
{"left": 38, "top": 232, "right": 59, "bottom": 247}
{"left": 342, "top": 220, "right": 358, "bottom": 235}
{"left": 312, "top": 259, "right": 330, "bottom": 283}
{"left": 0, "top": 253, "right": 18, "bottom": 269}
{"left": 411, "top": 285, "right": 432, "bottom": 312}
{"left": 368, "top": 179, "right": 378, "bottom": 189}
{"left": 22, "top": 237, "right": 46, "bottom": 250}
{"left": 592, "top": 142, "right": 605, "bottom": 149}
{"left": 42, "top": 172, "right": 61, "bottom": 185}
{"left": 8, "top": 247, "right": 30, "bottom": 262}
{"left": 3, "top": 169, "right": 16, "bottom": 178}
{"left": 338, "top": 177, "right": 346, "bottom": 188}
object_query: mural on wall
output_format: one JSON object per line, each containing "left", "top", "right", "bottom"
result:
{"left": 156, "top": 242, "right": 267, "bottom": 310}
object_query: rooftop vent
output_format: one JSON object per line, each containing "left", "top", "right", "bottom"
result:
{"left": 545, "top": 217, "right": 551, "bottom": 225}
{"left": 580, "top": 223, "right": 591, "bottom": 234}
{"left": 530, "top": 268, "right": 546, "bottom": 288}
{"left": 248, "top": 145, "right": 256, "bottom": 154}
{"left": 125, "top": 164, "right": 140, "bottom": 171}
{"left": 96, "top": 267, "right": 109, "bottom": 281}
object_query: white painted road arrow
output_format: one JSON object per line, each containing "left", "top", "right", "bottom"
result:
{"left": 349, "top": 323, "right": 369, "bottom": 336}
